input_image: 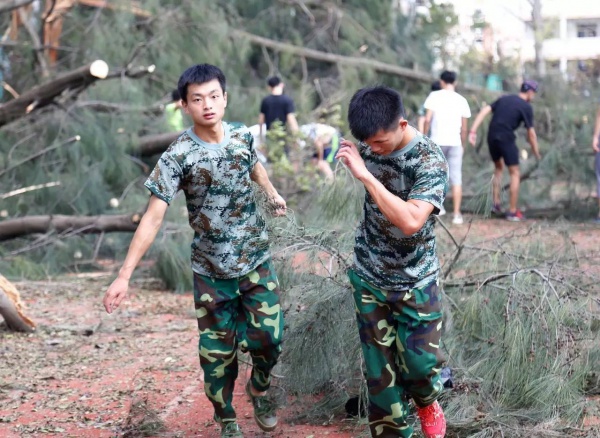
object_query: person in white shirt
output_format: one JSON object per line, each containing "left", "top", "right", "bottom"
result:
{"left": 424, "top": 70, "right": 471, "bottom": 224}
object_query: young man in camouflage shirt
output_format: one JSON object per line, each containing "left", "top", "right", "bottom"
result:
{"left": 103, "top": 64, "right": 286, "bottom": 438}
{"left": 336, "top": 86, "right": 448, "bottom": 438}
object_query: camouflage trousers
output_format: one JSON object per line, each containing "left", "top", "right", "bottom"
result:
{"left": 348, "top": 269, "right": 445, "bottom": 438}
{"left": 193, "top": 259, "right": 284, "bottom": 423}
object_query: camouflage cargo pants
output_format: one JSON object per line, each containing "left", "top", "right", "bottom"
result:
{"left": 193, "top": 259, "right": 283, "bottom": 423}
{"left": 348, "top": 269, "right": 445, "bottom": 438}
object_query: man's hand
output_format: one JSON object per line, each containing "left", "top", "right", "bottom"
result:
{"left": 468, "top": 131, "right": 477, "bottom": 147}
{"left": 534, "top": 150, "right": 542, "bottom": 160}
{"left": 593, "top": 136, "right": 599, "bottom": 153}
{"left": 103, "top": 276, "right": 129, "bottom": 314}
{"left": 335, "top": 140, "right": 370, "bottom": 181}
{"left": 269, "top": 193, "right": 287, "bottom": 216}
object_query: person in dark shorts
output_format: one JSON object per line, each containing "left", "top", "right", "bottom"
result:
{"left": 469, "top": 80, "right": 541, "bottom": 221}
{"left": 258, "top": 76, "right": 299, "bottom": 143}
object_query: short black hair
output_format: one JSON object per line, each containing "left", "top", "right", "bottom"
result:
{"left": 267, "top": 76, "right": 282, "bottom": 88}
{"left": 177, "top": 64, "right": 226, "bottom": 102}
{"left": 171, "top": 89, "right": 181, "bottom": 101}
{"left": 440, "top": 70, "right": 456, "bottom": 84}
{"left": 431, "top": 80, "right": 442, "bottom": 91}
{"left": 348, "top": 86, "right": 405, "bottom": 141}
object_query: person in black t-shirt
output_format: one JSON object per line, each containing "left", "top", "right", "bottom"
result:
{"left": 258, "top": 76, "right": 299, "bottom": 145}
{"left": 469, "top": 80, "right": 541, "bottom": 221}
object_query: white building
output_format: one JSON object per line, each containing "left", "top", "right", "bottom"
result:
{"left": 520, "top": 0, "right": 600, "bottom": 77}
{"left": 401, "top": 0, "right": 600, "bottom": 79}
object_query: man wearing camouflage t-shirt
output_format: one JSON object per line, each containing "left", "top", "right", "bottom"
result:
{"left": 336, "top": 86, "right": 448, "bottom": 438}
{"left": 103, "top": 64, "right": 286, "bottom": 438}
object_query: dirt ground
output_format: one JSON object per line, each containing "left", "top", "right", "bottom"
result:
{"left": 1, "top": 218, "right": 599, "bottom": 438}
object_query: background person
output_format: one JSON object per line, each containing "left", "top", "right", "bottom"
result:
{"left": 300, "top": 122, "right": 340, "bottom": 181}
{"left": 423, "top": 70, "right": 471, "bottom": 224}
{"left": 469, "top": 80, "right": 541, "bottom": 221}
{"left": 258, "top": 76, "right": 299, "bottom": 146}
{"left": 164, "top": 89, "right": 185, "bottom": 132}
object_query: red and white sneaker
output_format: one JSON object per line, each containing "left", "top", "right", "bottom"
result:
{"left": 416, "top": 400, "right": 446, "bottom": 438}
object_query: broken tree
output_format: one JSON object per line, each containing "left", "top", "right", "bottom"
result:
{"left": 0, "top": 274, "right": 35, "bottom": 332}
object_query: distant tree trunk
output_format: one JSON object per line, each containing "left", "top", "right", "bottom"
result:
{"left": 0, "top": 275, "right": 35, "bottom": 332}
{"left": 531, "top": 0, "right": 545, "bottom": 78}
{"left": 232, "top": 30, "right": 492, "bottom": 93}
{"left": 0, "top": 212, "right": 142, "bottom": 241}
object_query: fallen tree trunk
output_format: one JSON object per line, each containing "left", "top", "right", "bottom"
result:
{"left": 0, "top": 274, "right": 35, "bottom": 332}
{"left": 0, "top": 212, "right": 142, "bottom": 241}
{"left": 0, "top": 60, "right": 109, "bottom": 127}
{"left": 136, "top": 131, "right": 182, "bottom": 157}
{"left": 231, "top": 30, "right": 491, "bottom": 94}
{"left": 0, "top": 62, "right": 155, "bottom": 128}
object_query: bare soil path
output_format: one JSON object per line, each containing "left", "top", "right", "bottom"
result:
{"left": 1, "top": 218, "right": 599, "bottom": 437}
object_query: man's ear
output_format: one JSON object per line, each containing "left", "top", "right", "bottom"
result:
{"left": 181, "top": 100, "right": 190, "bottom": 115}
{"left": 224, "top": 91, "right": 228, "bottom": 108}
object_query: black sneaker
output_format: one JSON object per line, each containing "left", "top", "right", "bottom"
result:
{"left": 245, "top": 380, "right": 278, "bottom": 432}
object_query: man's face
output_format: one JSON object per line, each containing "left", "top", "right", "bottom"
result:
{"left": 364, "top": 119, "right": 408, "bottom": 155}
{"left": 526, "top": 90, "right": 536, "bottom": 102}
{"left": 182, "top": 79, "right": 227, "bottom": 127}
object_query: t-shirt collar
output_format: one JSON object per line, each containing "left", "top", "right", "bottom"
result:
{"left": 187, "top": 122, "right": 230, "bottom": 150}
{"left": 387, "top": 127, "right": 422, "bottom": 158}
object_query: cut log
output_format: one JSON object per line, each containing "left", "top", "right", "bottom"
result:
{"left": 0, "top": 274, "right": 35, "bottom": 332}
{"left": 0, "top": 60, "right": 109, "bottom": 127}
{"left": 0, "top": 212, "right": 142, "bottom": 241}
{"left": 136, "top": 131, "right": 182, "bottom": 157}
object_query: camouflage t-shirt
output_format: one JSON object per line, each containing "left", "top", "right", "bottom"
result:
{"left": 144, "top": 122, "right": 270, "bottom": 279}
{"left": 353, "top": 131, "right": 448, "bottom": 290}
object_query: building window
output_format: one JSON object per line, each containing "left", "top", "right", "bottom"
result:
{"left": 577, "top": 23, "right": 597, "bottom": 38}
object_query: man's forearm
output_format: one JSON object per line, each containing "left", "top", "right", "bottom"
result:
{"left": 118, "top": 212, "right": 164, "bottom": 280}
{"left": 251, "top": 162, "right": 279, "bottom": 197}
{"left": 470, "top": 106, "right": 491, "bottom": 133}
{"left": 527, "top": 130, "right": 539, "bottom": 155}
{"left": 360, "top": 173, "right": 424, "bottom": 235}
{"left": 423, "top": 120, "right": 431, "bottom": 136}
{"left": 594, "top": 108, "right": 600, "bottom": 138}
{"left": 287, "top": 114, "right": 299, "bottom": 133}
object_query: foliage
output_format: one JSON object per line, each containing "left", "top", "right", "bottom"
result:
{"left": 271, "top": 175, "right": 599, "bottom": 435}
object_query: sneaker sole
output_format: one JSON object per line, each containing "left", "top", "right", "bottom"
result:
{"left": 245, "top": 382, "right": 277, "bottom": 432}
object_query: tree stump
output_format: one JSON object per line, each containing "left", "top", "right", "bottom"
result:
{"left": 0, "top": 275, "right": 36, "bottom": 332}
